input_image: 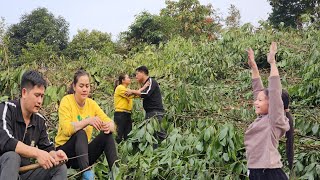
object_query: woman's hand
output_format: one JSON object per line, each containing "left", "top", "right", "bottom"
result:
{"left": 101, "top": 121, "right": 115, "bottom": 134}
{"left": 125, "top": 89, "right": 133, "bottom": 96}
{"left": 267, "top": 42, "right": 277, "bottom": 64}
{"left": 87, "top": 116, "right": 103, "bottom": 131}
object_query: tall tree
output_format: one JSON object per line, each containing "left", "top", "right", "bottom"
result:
{"left": 160, "top": 0, "right": 222, "bottom": 39}
{"left": 122, "top": 11, "right": 169, "bottom": 48}
{"left": 0, "top": 17, "right": 9, "bottom": 65}
{"left": 121, "top": 0, "right": 222, "bottom": 51}
{"left": 6, "top": 7, "right": 69, "bottom": 57}
{"left": 268, "top": 0, "right": 319, "bottom": 28}
{"left": 66, "top": 29, "right": 115, "bottom": 59}
{"left": 0, "top": 17, "right": 5, "bottom": 43}
{"left": 225, "top": 4, "right": 241, "bottom": 28}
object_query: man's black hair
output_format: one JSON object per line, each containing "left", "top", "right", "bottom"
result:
{"left": 21, "top": 70, "right": 47, "bottom": 93}
{"left": 136, "top": 66, "right": 149, "bottom": 75}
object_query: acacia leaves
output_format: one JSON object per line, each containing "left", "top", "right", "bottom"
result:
{"left": 114, "top": 118, "right": 247, "bottom": 179}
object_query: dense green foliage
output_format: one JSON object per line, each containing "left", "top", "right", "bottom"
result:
{"left": 225, "top": 4, "right": 241, "bottom": 29}
{"left": 1, "top": 0, "right": 320, "bottom": 179}
{"left": 268, "top": 0, "right": 320, "bottom": 28}
{"left": 160, "top": 0, "right": 221, "bottom": 39}
{"left": 121, "top": 0, "right": 222, "bottom": 51}
{"left": 66, "top": 29, "right": 115, "bottom": 59}
{"left": 6, "top": 8, "right": 69, "bottom": 58}
{"left": 121, "top": 11, "right": 168, "bottom": 49}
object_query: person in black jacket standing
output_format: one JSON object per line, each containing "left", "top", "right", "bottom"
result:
{"left": 127, "top": 66, "right": 166, "bottom": 142}
{"left": 0, "top": 70, "right": 68, "bottom": 180}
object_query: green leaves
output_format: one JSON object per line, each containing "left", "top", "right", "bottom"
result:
{"left": 146, "top": 132, "right": 153, "bottom": 144}
{"left": 312, "top": 124, "right": 319, "bottom": 135}
{"left": 151, "top": 167, "right": 159, "bottom": 177}
{"left": 146, "top": 123, "right": 154, "bottom": 135}
{"left": 0, "top": 96, "right": 8, "bottom": 102}
{"left": 222, "top": 153, "right": 229, "bottom": 161}
{"left": 204, "top": 127, "right": 211, "bottom": 142}
{"left": 94, "top": 161, "right": 109, "bottom": 179}
{"left": 135, "top": 126, "right": 146, "bottom": 139}
{"left": 196, "top": 141, "right": 203, "bottom": 152}
{"left": 43, "top": 85, "right": 66, "bottom": 106}
{"left": 115, "top": 119, "right": 248, "bottom": 179}
{"left": 219, "top": 125, "right": 229, "bottom": 141}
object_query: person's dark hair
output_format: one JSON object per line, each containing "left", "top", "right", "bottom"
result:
{"left": 264, "top": 89, "right": 294, "bottom": 170}
{"left": 114, "top": 74, "right": 126, "bottom": 92}
{"left": 135, "top": 66, "right": 149, "bottom": 75}
{"left": 21, "top": 70, "right": 47, "bottom": 94}
{"left": 67, "top": 69, "right": 90, "bottom": 94}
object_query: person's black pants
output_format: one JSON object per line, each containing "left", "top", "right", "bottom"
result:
{"left": 114, "top": 112, "right": 132, "bottom": 143}
{"left": 249, "top": 168, "right": 288, "bottom": 180}
{"left": 145, "top": 111, "right": 167, "bottom": 141}
{"left": 56, "top": 130, "right": 118, "bottom": 170}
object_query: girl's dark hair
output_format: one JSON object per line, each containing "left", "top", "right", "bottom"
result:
{"left": 264, "top": 89, "right": 294, "bottom": 170}
{"left": 67, "top": 69, "right": 90, "bottom": 94}
{"left": 114, "top": 74, "right": 126, "bottom": 92}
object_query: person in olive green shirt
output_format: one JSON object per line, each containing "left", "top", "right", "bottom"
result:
{"left": 113, "top": 74, "right": 149, "bottom": 143}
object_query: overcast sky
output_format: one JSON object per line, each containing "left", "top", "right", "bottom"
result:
{"left": 0, "top": 0, "right": 272, "bottom": 40}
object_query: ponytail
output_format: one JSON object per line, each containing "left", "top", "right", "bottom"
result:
{"left": 281, "top": 89, "right": 294, "bottom": 170}
{"left": 67, "top": 83, "right": 74, "bottom": 94}
{"left": 285, "top": 111, "right": 294, "bottom": 170}
{"left": 114, "top": 74, "right": 126, "bottom": 92}
{"left": 114, "top": 80, "right": 120, "bottom": 92}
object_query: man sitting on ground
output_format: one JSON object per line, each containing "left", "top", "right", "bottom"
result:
{"left": 0, "top": 70, "right": 68, "bottom": 180}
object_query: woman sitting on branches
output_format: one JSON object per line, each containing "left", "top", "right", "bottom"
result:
{"left": 55, "top": 69, "right": 118, "bottom": 180}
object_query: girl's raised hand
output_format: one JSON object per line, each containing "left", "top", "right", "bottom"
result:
{"left": 267, "top": 42, "right": 277, "bottom": 64}
{"left": 246, "top": 48, "right": 256, "bottom": 68}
